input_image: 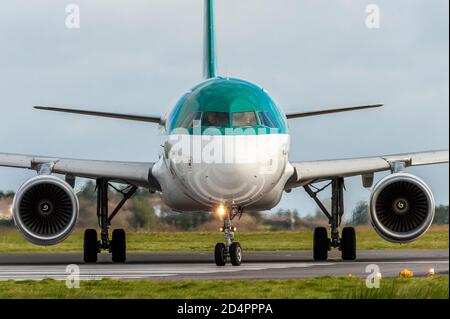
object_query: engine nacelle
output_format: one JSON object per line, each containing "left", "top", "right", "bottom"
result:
{"left": 369, "top": 173, "right": 435, "bottom": 243}
{"left": 12, "top": 175, "right": 79, "bottom": 246}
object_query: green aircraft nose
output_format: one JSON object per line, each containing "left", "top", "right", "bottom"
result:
{"left": 167, "top": 77, "right": 288, "bottom": 135}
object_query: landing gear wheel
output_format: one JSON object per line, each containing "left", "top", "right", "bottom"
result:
{"left": 341, "top": 227, "right": 356, "bottom": 261}
{"left": 214, "top": 243, "right": 227, "bottom": 266}
{"left": 313, "top": 227, "right": 329, "bottom": 261}
{"left": 84, "top": 229, "right": 98, "bottom": 263}
{"left": 229, "top": 242, "right": 242, "bottom": 266}
{"left": 111, "top": 229, "right": 126, "bottom": 263}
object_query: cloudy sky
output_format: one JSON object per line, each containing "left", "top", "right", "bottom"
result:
{"left": 0, "top": 0, "right": 448, "bottom": 217}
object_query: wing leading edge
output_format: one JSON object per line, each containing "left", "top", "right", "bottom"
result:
{"left": 0, "top": 152, "right": 161, "bottom": 190}
{"left": 287, "top": 150, "right": 449, "bottom": 189}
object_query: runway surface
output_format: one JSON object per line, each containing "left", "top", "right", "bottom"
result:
{"left": 0, "top": 250, "right": 447, "bottom": 281}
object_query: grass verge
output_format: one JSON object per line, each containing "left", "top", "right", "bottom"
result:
{"left": 0, "top": 226, "right": 447, "bottom": 253}
{"left": 0, "top": 276, "right": 447, "bottom": 299}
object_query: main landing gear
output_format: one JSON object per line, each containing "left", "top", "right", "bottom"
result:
{"left": 214, "top": 207, "right": 243, "bottom": 266}
{"left": 83, "top": 179, "right": 137, "bottom": 263}
{"left": 304, "top": 177, "right": 357, "bottom": 261}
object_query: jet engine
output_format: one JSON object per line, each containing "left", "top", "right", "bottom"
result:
{"left": 369, "top": 173, "right": 435, "bottom": 243}
{"left": 12, "top": 175, "right": 79, "bottom": 246}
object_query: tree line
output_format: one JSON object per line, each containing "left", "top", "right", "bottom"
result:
{"left": 1, "top": 183, "right": 448, "bottom": 230}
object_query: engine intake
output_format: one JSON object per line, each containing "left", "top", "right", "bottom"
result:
{"left": 369, "top": 173, "right": 435, "bottom": 243}
{"left": 13, "top": 175, "right": 79, "bottom": 246}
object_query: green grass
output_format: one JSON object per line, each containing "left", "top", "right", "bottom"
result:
{"left": 0, "top": 276, "right": 447, "bottom": 299}
{"left": 0, "top": 226, "right": 447, "bottom": 253}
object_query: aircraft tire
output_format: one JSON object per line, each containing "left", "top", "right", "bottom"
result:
{"left": 229, "top": 242, "right": 242, "bottom": 266}
{"left": 214, "top": 243, "right": 227, "bottom": 266}
{"left": 313, "top": 227, "right": 329, "bottom": 261}
{"left": 341, "top": 227, "right": 357, "bottom": 261}
{"left": 111, "top": 229, "right": 127, "bottom": 263}
{"left": 83, "top": 229, "right": 98, "bottom": 263}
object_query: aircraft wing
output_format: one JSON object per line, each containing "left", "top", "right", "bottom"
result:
{"left": 0, "top": 152, "right": 160, "bottom": 190}
{"left": 286, "top": 150, "right": 449, "bottom": 189}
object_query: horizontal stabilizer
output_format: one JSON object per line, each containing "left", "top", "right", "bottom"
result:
{"left": 34, "top": 106, "right": 162, "bottom": 124}
{"left": 286, "top": 104, "right": 383, "bottom": 120}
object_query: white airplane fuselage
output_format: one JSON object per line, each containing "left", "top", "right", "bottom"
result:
{"left": 152, "top": 133, "right": 294, "bottom": 212}
{"left": 150, "top": 77, "right": 294, "bottom": 212}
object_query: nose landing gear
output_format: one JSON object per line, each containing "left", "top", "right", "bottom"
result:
{"left": 214, "top": 206, "right": 243, "bottom": 266}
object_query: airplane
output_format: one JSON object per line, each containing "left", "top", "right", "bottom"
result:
{"left": 0, "top": 0, "right": 448, "bottom": 266}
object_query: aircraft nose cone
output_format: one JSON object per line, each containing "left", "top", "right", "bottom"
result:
{"left": 166, "top": 134, "right": 290, "bottom": 208}
{"left": 186, "top": 163, "right": 270, "bottom": 206}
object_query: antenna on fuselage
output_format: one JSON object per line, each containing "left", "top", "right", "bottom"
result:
{"left": 203, "top": 0, "right": 216, "bottom": 79}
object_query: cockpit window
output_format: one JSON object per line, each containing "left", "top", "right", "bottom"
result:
{"left": 179, "top": 111, "right": 202, "bottom": 128}
{"left": 258, "top": 111, "right": 276, "bottom": 128}
{"left": 232, "top": 112, "right": 257, "bottom": 127}
{"left": 259, "top": 111, "right": 286, "bottom": 131}
{"left": 167, "top": 78, "right": 288, "bottom": 134}
{"left": 202, "top": 112, "right": 229, "bottom": 127}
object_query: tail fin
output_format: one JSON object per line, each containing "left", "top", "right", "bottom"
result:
{"left": 203, "top": 0, "right": 216, "bottom": 79}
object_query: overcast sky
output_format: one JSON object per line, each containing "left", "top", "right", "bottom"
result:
{"left": 0, "top": 0, "right": 448, "bottom": 217}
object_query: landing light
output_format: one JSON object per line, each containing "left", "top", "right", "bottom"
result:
{"left": 216, "top": 205, "right": 226, "bottom": 217}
